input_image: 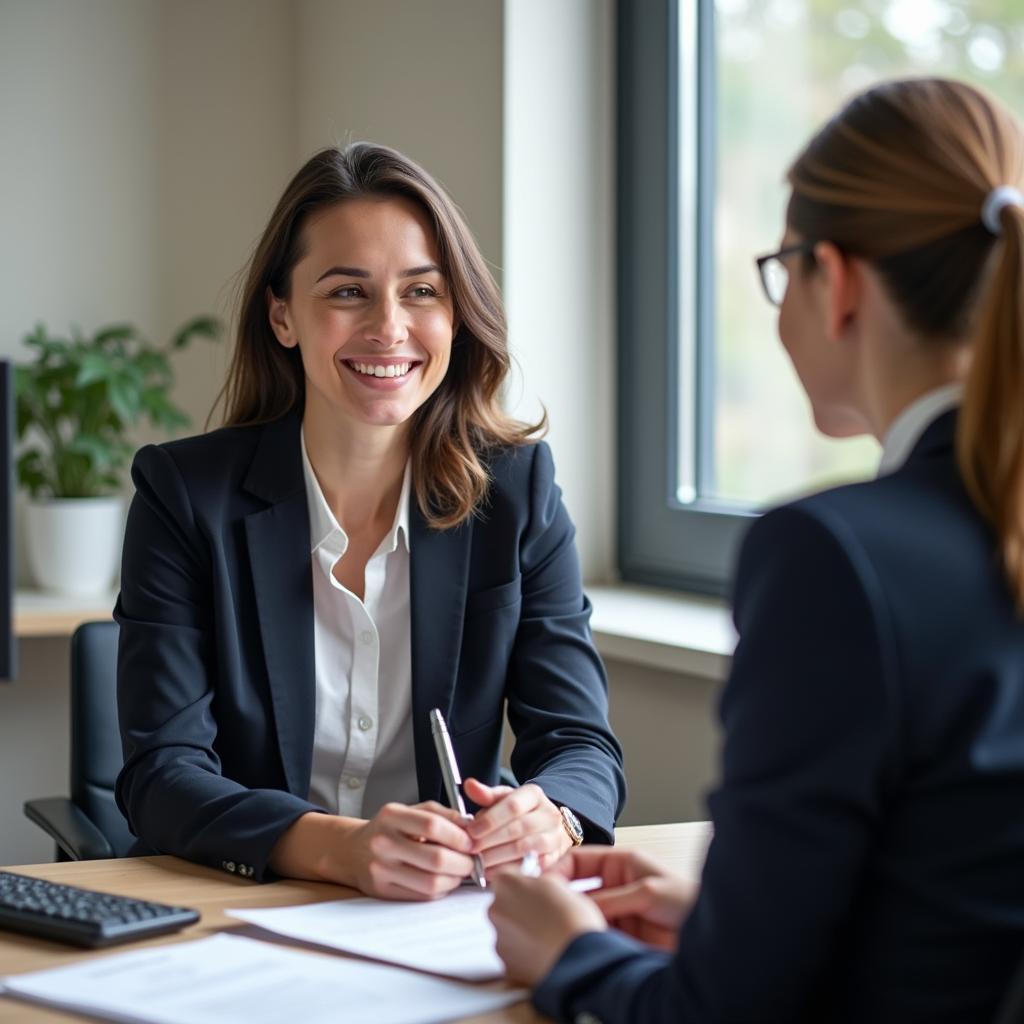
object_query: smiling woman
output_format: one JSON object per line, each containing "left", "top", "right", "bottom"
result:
{"left": 221, "top": 144, "right": 532, "bottom": 529}
{"left": 113, "top": 143, "right": 626, "bottom": 900}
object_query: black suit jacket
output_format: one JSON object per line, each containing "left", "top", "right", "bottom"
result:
{"left": 535, "top": 412, "right": 1024, "bottom": 1023}
{"left": 114, "top": 411, "right": 625, "bottom": 881}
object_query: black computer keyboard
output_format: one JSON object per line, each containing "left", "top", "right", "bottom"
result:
{"left": 0, "top": 869, "right": 199, "bottom": 948}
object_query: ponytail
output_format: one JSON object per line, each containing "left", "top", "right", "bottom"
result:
{"left": 957, "top": 204, "right": 1024, "bottom": 609}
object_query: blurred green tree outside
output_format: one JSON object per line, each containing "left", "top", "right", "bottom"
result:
{"left": 705, "top": 0, "right": 1024, "bottom": 507}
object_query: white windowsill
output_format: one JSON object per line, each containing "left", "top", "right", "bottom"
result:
{"left": 587, "top": 584, "right": 736, "bottom": 682}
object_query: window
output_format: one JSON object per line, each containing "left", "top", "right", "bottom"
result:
{"left": 618, "top": 0, "right": 1024, "bottom": 594}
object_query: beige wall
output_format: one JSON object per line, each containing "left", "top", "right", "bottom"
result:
{"left": 0, "top": 640, "right": 72, "bottom": 865}
{"left": 154, "top": 0, "right": 298, "bottom": 429}
{"left": 0, "top": 0, "right": 160, "bottom": 357}
{"left": 295, "top": 0, "right": 503, "bottom": 281}
{"left": 607, "top": 660, "right": 719, "bottom": 826}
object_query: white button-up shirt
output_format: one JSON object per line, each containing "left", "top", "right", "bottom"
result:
{"left": 301, "top": 432, "right": 419, "bottom": 818}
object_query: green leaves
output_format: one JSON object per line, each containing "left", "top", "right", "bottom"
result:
{"left": 171, "top": 315, "right": 222, "bottom": 350}
{"left": 14, "top": 316, "right": 222, "bottom": 499}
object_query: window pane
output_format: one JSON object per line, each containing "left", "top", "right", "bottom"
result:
{"left": 702, "top": 0, "right": 1024, "bottom": 508}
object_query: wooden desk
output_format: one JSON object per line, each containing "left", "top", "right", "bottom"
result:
{"left": 0, "top": 822, "right": 711, "bottom": 1023}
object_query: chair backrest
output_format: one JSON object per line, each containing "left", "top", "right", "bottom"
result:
{"left": 69, "top": 621, "right": 135, "bottom": 857}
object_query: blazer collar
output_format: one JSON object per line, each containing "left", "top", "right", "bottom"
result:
{"left": 906, "top": 407, "right": 957, "bottom": 465}
{"left": 242, "top": 409, "right": 305, "bottom": 504}
{"left": 878, "top": 383, "right": 961, "bottom": 476}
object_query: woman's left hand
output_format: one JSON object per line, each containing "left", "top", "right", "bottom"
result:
{"left": 488, "top": 871, "right": 607, "bottom": 984}
{"left": 462, "top": 778, "right": 573, "bottom": 873}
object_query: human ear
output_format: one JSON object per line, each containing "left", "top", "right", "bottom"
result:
{"left": 813, "top": 242, "right": 860, "bottom": 343}
{"left": 266, "top": 287, "right": 298, "bottom": 349}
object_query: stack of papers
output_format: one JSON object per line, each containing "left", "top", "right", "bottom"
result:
{"left": 0, "top": 933, "right": 525, "bottom": 1024}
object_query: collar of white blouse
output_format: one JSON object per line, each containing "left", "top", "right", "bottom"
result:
{"left": 299, "top": 428, "right": 412, "bottom": 569}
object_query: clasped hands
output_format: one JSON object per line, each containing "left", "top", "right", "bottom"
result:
{"left": 347, "top": 777, "right": 572, "bottom": 899}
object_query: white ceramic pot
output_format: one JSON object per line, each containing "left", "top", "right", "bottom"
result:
{"left": 25, "top": 496, "right": 125, "bottom": 596}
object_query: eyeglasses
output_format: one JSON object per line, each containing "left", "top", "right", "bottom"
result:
{"left": 755, "top": 241, "right": 818, "bottom": 307}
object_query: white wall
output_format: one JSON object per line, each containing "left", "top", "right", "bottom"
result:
{"left": 503, "top": 0, "right": 617, "bottom": 582}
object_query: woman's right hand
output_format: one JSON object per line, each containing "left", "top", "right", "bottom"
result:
{"left": 270, "top": 802, "right": 477, "bottom": 900}
{"left": 345, "top": 801, "right": 478, "bottom": 899}
{"left": 551, "top": 847, "right": 699, "bottom": 950}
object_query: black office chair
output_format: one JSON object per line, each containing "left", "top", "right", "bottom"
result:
{"left": 23, "top": 620, "right": 135, "bottom": 861}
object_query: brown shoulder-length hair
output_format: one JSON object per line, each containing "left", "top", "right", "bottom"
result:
{"left": 786, "top": 78, "right": 1024, "bottom": 609}
{"left": 216, "top": 142, "right": 544, "bottom": 529}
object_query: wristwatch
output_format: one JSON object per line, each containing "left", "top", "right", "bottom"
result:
{"left": 558, "top": 805, "right": 585, "bottom": 847}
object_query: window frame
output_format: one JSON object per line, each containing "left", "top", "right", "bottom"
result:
{"left": 617, "top": 0, "right": 753, "bottom": 596}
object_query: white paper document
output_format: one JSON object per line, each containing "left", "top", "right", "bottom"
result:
{"left": 229, "top": 885, "right": 505, "bottom": 981}
{"left": 0, "top": 933, "right": 525, "bottom": 1024}
{"left": 228, "top": 876, "right": 601, "bottom": 982}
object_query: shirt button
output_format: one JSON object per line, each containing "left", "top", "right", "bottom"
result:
{"left": 359, "top": 630, "right": 374, "bottom": 645}
{"left": 357, "top": 715, "right": 373, "bottom": 731}
{"left": 346, "top": 776, "right": 362, "bottom": 789}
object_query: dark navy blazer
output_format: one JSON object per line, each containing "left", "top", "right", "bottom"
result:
{"left": 536, "top": 411, "right": 1024, "bottom": 1024}
{"left": 114, "top": 411, "right": 625, "bottom": 882}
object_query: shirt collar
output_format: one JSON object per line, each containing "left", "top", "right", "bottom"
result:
{"left": 877, "top": 382, "right": 963, "bottom": 477}
{"left": 300, "top": 428, "right": 411, "bottom": 557}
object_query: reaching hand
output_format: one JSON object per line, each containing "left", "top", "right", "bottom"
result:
{"left": 488, "top": 871, "right": 607, "bottom": 984}
{"left": 552, "top": 846, "right": 698, "bottom": 950}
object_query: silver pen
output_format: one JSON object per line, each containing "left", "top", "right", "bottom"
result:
{"left": 429, "top": 707, "right": 488, "bottom": 887}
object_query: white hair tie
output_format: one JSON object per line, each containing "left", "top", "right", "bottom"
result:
{"left": 981, "top": 185, "right": 1024, "bottom": 235}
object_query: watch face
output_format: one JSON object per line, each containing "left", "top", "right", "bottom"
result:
{"left": 560, "top": 806, "right": 584, "bottom": 844}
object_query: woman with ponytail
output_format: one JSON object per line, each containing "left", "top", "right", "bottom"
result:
{"left": 490, "top": 78, "right": 1024, "bottom": 1023}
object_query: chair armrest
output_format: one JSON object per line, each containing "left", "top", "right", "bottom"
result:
{"left": 23, "top": 797, "right": 115, "bottom": 861}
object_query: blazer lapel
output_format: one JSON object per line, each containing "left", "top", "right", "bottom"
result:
{"left": 242, "top": 412, "right": 316, "bottom": 798}
{"left": 409, "top": 504, "right": 473, "bottom": 801}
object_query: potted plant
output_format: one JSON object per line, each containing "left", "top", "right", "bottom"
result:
{"left": 15, "top": 317, "right": 221, "bottom": 595}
